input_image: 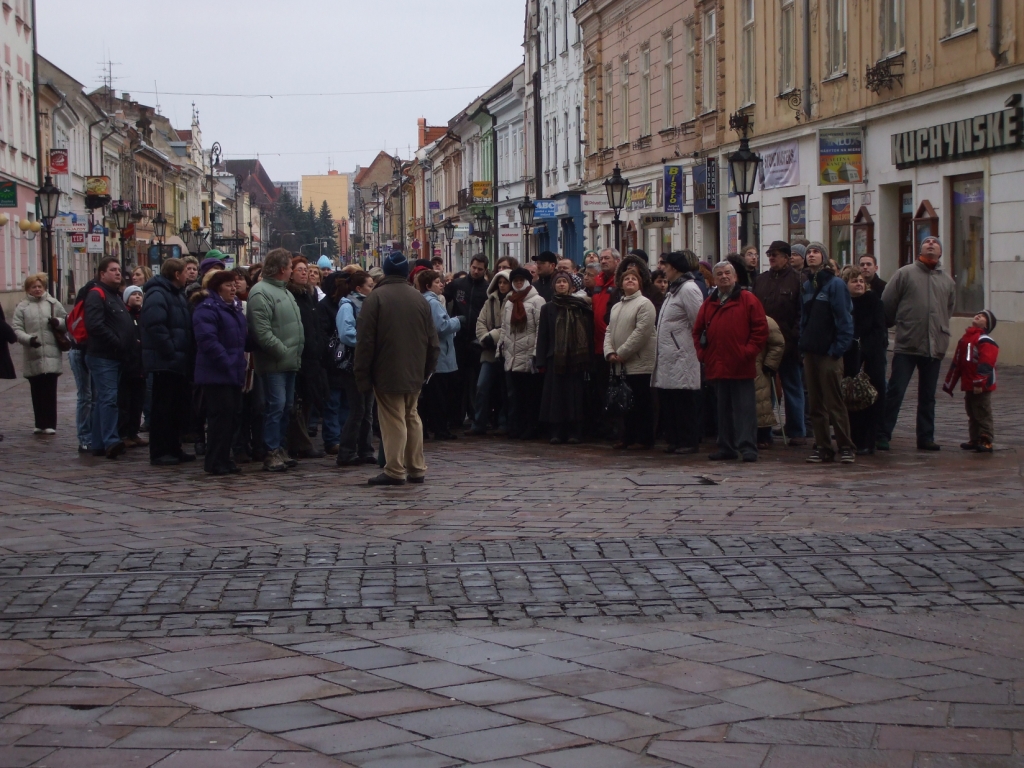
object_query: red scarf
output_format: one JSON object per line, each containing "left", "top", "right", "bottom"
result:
{"left": 918, "top": 255, "right": 939, "bottom": 269}
{"left": 508, "top": 287, "right": 531, "bottom": 332}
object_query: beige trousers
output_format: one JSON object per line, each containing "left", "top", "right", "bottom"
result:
{"left": 374, "top": 390, "right": 426, "bottom": 480}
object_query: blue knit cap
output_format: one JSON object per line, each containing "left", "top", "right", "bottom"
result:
{"left": 316, "top": 255, "right": 332, "bottom": 270}
{"left": 382, "top": 252, "right": 409, "bottom": 277}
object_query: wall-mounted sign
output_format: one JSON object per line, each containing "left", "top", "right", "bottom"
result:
{"left": 498, "top": 227, "right": 521, "bottom": 242}
{"left": 759, "top": 140, "right": 800, "bottom": 190}
{"left": 891, "top": 98, "right": 1023, "bottom": 169}
{"left": 664, "top": 166, "right": 685, "bottom": 213}
{"left": 141, "top": 202, "right": 158, "bottom": 210}
{"left": 581, "top": 194, "right": 609, "bottom": 212}
{"left": 48, "top": 149, "right": 69, "bottom": 175}
{"left": 428, "top": 201, "right": 440, "bottom": 211}
{"left": 471, "top": 181, "right": 493, "bottom": 202}
{"left": 70, "top": 232, "right": 86, "bottom": 250}
{"left": 86, "top": 232, "right": 105, "bottom": 254}
{"left": 641, "top": 214, "right": 674, "bottom": 226}
{"left": 705, "top": 158, "right": 718, "bottom": 210}
{"left": 534, "top": 199, "right": 568, "bottom": 218}
{"left": 628, "top": 183, "right": 652, "bottom": 210}
{"left": 818, "top": 128, "right": 864, "bottom": 185}
{"left": 694, "top": 159, "right": 718, "bottom": 214}
{"left": 789, "top": 199, "right": 806, "bottom": 226}
{"left": 0, "top": 181, "right": 17, "bottom": 208}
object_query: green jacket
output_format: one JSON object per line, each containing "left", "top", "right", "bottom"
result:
{"left": 881, "top": 260, "right": 956, "bottom": 359}
{"left": 246, "top": 277, "right": 304, "bottom": 373}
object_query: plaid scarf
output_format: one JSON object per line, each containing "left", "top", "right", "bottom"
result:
{"left": 552, "top": 294, "right": 591, "bottom": 374}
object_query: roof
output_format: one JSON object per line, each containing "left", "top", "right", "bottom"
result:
{"left": 225, "top": 159, "right": 279, "bottom": 207}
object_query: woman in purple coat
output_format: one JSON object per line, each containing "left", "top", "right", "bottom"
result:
{"left": 192, "top": 270, "right": 249, "bottom": 475}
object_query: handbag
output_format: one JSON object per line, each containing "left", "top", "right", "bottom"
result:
{"left": 842, "top": 369, "right": 878, "bottom": 412}
{"left": 49, "top": 303, "right": 71, "bottom": 352}
{"left": 604, "top": 366, "right": 635, "bottom": 415}
{"left": 326, "top": 331, "right": 354, "bottom": 372}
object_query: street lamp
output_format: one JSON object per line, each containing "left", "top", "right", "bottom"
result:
{"left": 152, "top": 211, "right": 167, "bottom": 243}
{"left": 36, "top": 175, "right": 61, "bottom": 294}
{"left": 517, "top": 196, "right": 535, "bottom": 262}
{"left": 728, "top": 112, "right": 762, "bottom": 248}
{"left": 392, "top": 156, "right": 406, "bottom": 250}
{"left": 443, "top": 218, "right": 456, "bottom": 271}
{"left": 111, "top": 199, "right": 133, "bottom": 269}
{"left": 474, "top": 208, "right": 493, "bottom": 267}
{"left": 603, "top": 164, "right": 630, "bottom": 251}
{"left": 428, "top": 223, "right": 438, "bottom": 259}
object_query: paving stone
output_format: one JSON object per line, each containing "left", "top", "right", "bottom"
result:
{"left": 553, "top": 710, "right": 677, "bottom": 741}
{"left": 14, "top": 724, "right": 132, "bottom": 748}
{"left": 715, "top": 681, "right": 845, "bottom": 716}
{"left": 876, "top": 725, "right": 1013, "bottom": 754}
{"left": 718, "top": 653, "right": 843, "bottom": 683}
{"left": 797, "top": 672, "right": 923, "bottom": 704}
{"left": 317, "top": 689, "right": 454, "bottom": 719}
{"left": 149, "top": 752, "right": 273, "bottom": 768}
{"left": 807, "top": 700, "right": 950, "bottom": 725}
{"left": 334, "top": 742, "right": 461, "bottom": 768}
{"left": 432, "top": 679, "right": 551, "bottom": 706}
{"left": 647, "top": 740, "right": 770, "bottom": 768}
{"left": 0, "top": 745, "right": 54, "bottom": 767}
{"left": 95, "top": 706, "right": 190, "bottom": 726}
{"left": 418, "top": 722, "right": 589, "bottom": 762}
{"left": 380, "top": 703, "right": 517, "bottom": 737}
{"left": 659, "top": 702, "right": 761, "bottom": 729}
{"left": 224, "top": 701, "right": 349, "bottom": 732}
{"left": 583, "top": 684, "right": 712, "bottom": 715}
{"left": 25, "top": 746, "right": 170, "bottom": 767}
{"left": 527, "top": 743, "right": 668, "bottom": 767}
{"left": 281, "top": 720, "right": 419, "bottom": 755}
{"left": 176, "top": 676, "right": 351, "bottom": 713}
{"left": 762, "top": 745, "right": 914, "bottom": 767}
{"left": 371, "top": 661, "right": 494, "bottom": 689}
{"left": 726, "top": 719, "right": 878, "bottom": 748}
{"left": 110, "top": 726, "right": 248, "bottom": 750}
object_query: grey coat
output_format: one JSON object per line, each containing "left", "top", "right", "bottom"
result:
{"left": 12, "top": 294, "right": 66, "bottom": 377}
{"left": 651, "top": 278, "right": 703, "bottom": 390}
{"left": 604, "top": 292, "right": 657, "bottom": 375}
{"left": 881, "top": 260, "right": 956, "bottom": 359}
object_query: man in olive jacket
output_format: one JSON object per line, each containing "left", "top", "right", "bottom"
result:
{"left": 879, "top": 235, "right": 956, "bottom": 451}
{"left": 355, "top": 252, "right": 440, "bottom": 486}
{"left": 246, "top": 248, "right": 304, "bottom": 471}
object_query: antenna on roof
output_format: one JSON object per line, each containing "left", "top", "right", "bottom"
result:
{"left": 154, "top": 80, "right": 161, "bottom": 115}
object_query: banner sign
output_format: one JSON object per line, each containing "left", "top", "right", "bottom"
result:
{"left": 581, "top": 194, "right": 609, "bottom": 212}
{"left": 48, "top": 149, "right": 69, "bottom": 175}
{"left": 86, "top": 176, "right": 110, "bottom": 197}
{"left": 70, "top": 232, "right": 86, "bottom": 250}
{"left": 758, "top": 140, "right": 800, "bottom": 190}
{"left": 891, "top": 99, "right": 1023, "bottom": 169}
{"left": 694, "top": 159, "right": 718, "bottom": 213}
{"left": 705, "top": 158, "right": 718, "bottom": 210}
{"left": 664, "top": 166, "right": 685, "bottom": 212}
{"left": 498, "top": 228, "right": 521, "bottom": 242}
{"left": 87, "top": 232, "right": 105, "bottom": 254}
{"left": 628, "top": 183, "right": 652, "bottom": 211}
{"left": 471, "top": 181, "right": 493, "bottom": 202}
{"left": 818, "top": 128, "right": 864, "bottom": 185}
{"left": 0, "top": 181, "right": 16, "bottom": 208}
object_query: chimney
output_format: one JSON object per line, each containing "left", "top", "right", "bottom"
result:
{"left": 328, "top": 170, "right": 338, "bottom": 175}
{"left": 418, "top": 117, "right": 426, "bottom": 149}
{"left": 121, "top": 92, "right": 130, "bottom": 101}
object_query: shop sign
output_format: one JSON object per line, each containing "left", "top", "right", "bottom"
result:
{"left": 628, "top": 183, "right": 652, "bottom": 210}
{"left": 52, "top": 213, "right": 76, "bottom": 229}
{"left": 818, "top": 128, "right": 864, "bottom": 185}
{"left": 759, "top": 140, "right": 800, "bottom": 190}
{"left": 0, "top": 181, "right": 16, "bottom": 208}
{"left": 534, "top": 199, "right": 568, "bottom": 218}
{"left": 728, "top": 214, "right": 738, "bottom": 254}
{"left": 663, "top": 166, "right": 685, "bottom": 212}
{"left": 693, "top": 159, "right": 718, "bottom": 214}
{"left": 581, "top": 194, "right": 609, "bottom": 212}
{"left": 86, "top": 176, "right": 110, "bottom": 197}
{"left": 498, "top": 227, "right": 521, "bottom": 242}
{"left": 48, "top": 149, "right": 69, "bottom": 175}
{"left": 471, "top": 181, "right": 493, "bottom": 202}
{"left": 891, "top": 99, "right": 1023, "bottom": 170}
{"left": 428, "top": 201, "right": 440, "bottom": 211}
{"left": 453, "top": 223, "right": 472, "bottom": 240}
{"left": 86, "top": 232, "right": 105, "bottom": 253}
{"left": 830, "top": 192, "right": 852, "bottom": 224}
{"left": 641, "top": 214, "right": 674, "bottom": 226}
{"left": 70, "top": 232, "right": 86, "bottom": 250}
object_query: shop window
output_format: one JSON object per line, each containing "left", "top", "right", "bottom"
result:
{"left": 950, "top": 174, "right": 984, "bottom": 315}
{"left": 912, "top": 199, "right": 939, "bottom": 257}
{"left": 785, "top": 196, "right": 806, "bottom": 242}
{"left": 828, "top": 191, "right": 852, "bottom": 265}
{"left": 852, "top": 206, "right": 874, "bottom": 262}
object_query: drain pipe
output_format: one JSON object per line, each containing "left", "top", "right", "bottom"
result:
{"left": 802, "top": 0, "right": 811, "bottom": 119}
{"left": 990, "top": 0, "right": 1002, "bottom": 63}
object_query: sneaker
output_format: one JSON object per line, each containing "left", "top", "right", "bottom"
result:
{"left": 917, "top": 441, "right": 941, "bottom": 451}
{"left": 359, "top": 455, "right": 379, "bottom": 464}
{"left": 336, "top": 455, "right": 362, "bottom": 467}
{"left": 875, "top": 439, "right": 890, "bottom": 451}
{"left": 263, "top": 451, "right": 287, "bottom": 472}
{"left": 708, "top": 451, "right": 739, "bottom": 461}
{"left": 42, "top": 428, "right": 56, "bottom": 435}
{"left": 807, "top": 447, "right": 832, "bottom": 463}
{"left": 368, "top": 472, "right": 406, "bottom": 486}
{"left": 839, "top": 448, "right": 856, "bottom": 464}
{"left": 976, "top": 440, "right": 994, "bottom": 453}
{"left": 960, "top": 441, "right": 978, "bottom": 451}
{"left": 279, "top": 449, "right": 298, "bottom": 468}
{"left": 33, "top": 428, "right": 43, "bottom": 435}
{"left": 78, "top": 444, "right": 91, "bottom": 453}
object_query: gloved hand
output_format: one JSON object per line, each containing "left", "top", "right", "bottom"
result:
{"left": 481, "top": 335, "right": 496, "bottom": 351}
{"left": 762, "top": 366, "right": 775, "bottom": 379}
{"left": 29, "top": 337, "right": 41, "bottom": 348}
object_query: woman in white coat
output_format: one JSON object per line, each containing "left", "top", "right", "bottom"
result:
{"left": 499, "top": 267, "right": 545, "bottom": 439}
{"left": 12, "top": 273, "right": 67, "bottom": 434}
{"left": 651, "top": 251, "right": 705, "bottom": 454}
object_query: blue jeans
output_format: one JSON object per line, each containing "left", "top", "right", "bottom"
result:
{"left": 68, "top": 349, "right": 92, "bottom": 447}
{"left": 473, "top": 360, "right": 506, "bottom": 432}
{"left": 882, "top": 353, "right": 942, "bottom": 444}
{"left": 262, "top": 371, "right": 296, "bottom": 453}
{"left": 85, "top": 356, "right": 121, "bottom": 450}
{"left": 778, "top": 357, "right": 805, "bottom": 438}
{"left": 322, "top": 385, "right": 350, "bottom": 448}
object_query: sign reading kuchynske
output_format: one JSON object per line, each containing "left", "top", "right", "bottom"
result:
{"left": 891, "top": 97, "right": 1023, "bottom": 169}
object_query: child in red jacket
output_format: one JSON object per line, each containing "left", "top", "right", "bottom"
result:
{"left": 943, "top": 309, "right": 998, "bottom": 452}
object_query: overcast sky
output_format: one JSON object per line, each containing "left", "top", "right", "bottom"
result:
{"left": 37, "top": 1, "right": 525, "bottom": 182}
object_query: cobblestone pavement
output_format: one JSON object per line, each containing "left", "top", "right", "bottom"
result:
{"left": 1, "top": 362, "right": 1023, "bottom": 765}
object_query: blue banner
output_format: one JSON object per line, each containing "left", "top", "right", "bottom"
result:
{"left": 664, "top": 166, "right": 684, "bottom": 213}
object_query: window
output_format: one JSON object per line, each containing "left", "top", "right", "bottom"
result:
{"left": 563, "top": 0, "right": 569, "bottom": 52}
{"left": 553, "top": 118, "right": 558, "bottom": 170}
{"left": 780, "top": 0, "right": 796, "bottom": 92}
{"left": 575, "top": 105, "right": 582, "bottom": 163}
{"left": 662, "top": 35, "right": 674, "bottom": 128}
{"left": 603, "top": 64, "right": 613, "bottom": 147}
{"left": 541, "top": 8, "right": 548, "bottom": 62}
{"left": 702, "top": 11, "right": 717, "bottom": 113}
{"left": 828, "top": 191, "right": 852, "bottom": 266}
{"left": 741, "top": 0, "right": 755, "bottom": 105}
{"left": 881, "top": 0, "right": 905, "bottom": 56}
{"left": 825, "top": 0, "right": 847, "bottom": 76}
{"left": 588, "top": 74, "right": 598, "bottom": 151}
{"left": 945, "top": 0, "right": 976, "bottom": 36}
{"left": 544, "top": 7, "right": 551, "bottom": 62}
{"left": 545, "top": 120, "right": 551, "bottom": 170}
{"left": 950, "top": 174, "right": 984, "bottom": 314}
{"left": 640, "top": 45, "right": 651, "bottom": 136}
{"left": 574, "top": 0, "right": 581, "bottom": 43}
{"left": 620, "top": 58, "right": 630, "bottom": 143}
{"left": 563, "top": 111, "right": 569, "bottom": 170}
{"left": 684, "top": 24, "right": 696, "bottom": 120}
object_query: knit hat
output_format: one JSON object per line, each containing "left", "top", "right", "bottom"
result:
{"left": 570, "top": 273, "right": 583, "bottom": 292}
{"left": 122, "top": 285, "right": 143, "bottom": 303}
{"left": 980, "top": 309, "right": 997, "bottom": 333}
{"left": 806, "top": 241, "right": 830, "bottom": 262}
{"left": 368, "top": 266, "right": 384, "bottom": 281}
{"left": 553, "top": 270, "right": 574, "bottom": 290}
{"left": 316, "top": 255, "right": 333, "bottom": 270}
{"left": 382, "top": 252, "right": 409, "bottom": 277}
{"left": 629, "top": 248, "right": 649, "bottom": 265}
{"left": 790, "top": 243, "right": 806, "bottom": 259}
{"left": 205, "top": 249, "right": 226, "bottom": 261}
{"left": 662, "top": 251, "right": 690, "bottom": 273}
{"left": 533, "top": 250, "right": 558, "bottom": 264}
{"left": 509, "top": 267, "right": 532, "bottom": 284}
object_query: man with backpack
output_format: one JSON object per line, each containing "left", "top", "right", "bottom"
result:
{"left": 67, "top": 279, "right": 97, "bottom": 452}
{"left": 82, "top": 258, "right": 137, "bottom": 458}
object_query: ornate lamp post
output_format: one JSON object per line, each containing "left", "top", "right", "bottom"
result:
{"left": 391, "top": 156, "right": 405, "bottom": 250}
{"left": 428, "top": 222, "right": 438, "bottom": 260}
{"left": 152, "top": 211, "right": 167, "bottom": 244}
{"left": 36, "top": 175, "right": 61, "bottom": 293}
{"left": 517, "top": 196, "right": 535, "bottom": 262}
{"left": 603, "top": 164, "right": 630, "bottom": 251}
{"left": 111, "top": 199, "right": 133, "bottom": 269}
{"left": 474, "top": 208, "right": 492, "bottom": 264}
{"left": 728, "top": 113, "right": 762, "bottom": 248}
{"left": 442, "top": 218, "right": 456, "bottom": 272}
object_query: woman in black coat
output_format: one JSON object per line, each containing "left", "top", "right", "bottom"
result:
{"left": 286, "top": 256, "right": 328, "bottom": 458}
{"left": 535, "top": 271, "right": 592, "bottom": 443}
{"left": 843, "top": 266, "right": 887, "bottom": 454}
{"left": 0, "top": 303, "right": 16, "bottom": 442}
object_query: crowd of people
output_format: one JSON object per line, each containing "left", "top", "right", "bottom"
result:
{"left": 0, "top": 232, "right": 1001, "bottom": 482}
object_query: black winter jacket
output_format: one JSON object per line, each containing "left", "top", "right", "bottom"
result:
{"left": 444, "top": 274, "right": 489, "bottom": 349}
{"left": 140, "top": 276, "right": 193, "bottom": 375}
{"left": 84, "top": 282, "right": 136, "bottom": 361}
{"left": 0, "top": 303, "right": 16, "bottom": 380}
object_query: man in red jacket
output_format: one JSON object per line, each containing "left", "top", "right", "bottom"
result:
{"left": 588, "top": 248, "right": 620, "bottom": 439}
{"left": 943, "top": 309, "right": 998, "bottom": 453}
{"left": 693, "top": 260, "right": 769, "bottom": 462}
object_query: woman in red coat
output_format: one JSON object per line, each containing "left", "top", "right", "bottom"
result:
{"left": 692, "top": 260, "right": 769, "bottom": 462}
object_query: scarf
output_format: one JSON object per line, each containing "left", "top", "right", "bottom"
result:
{"left": 918, "top": 255, "right": 939, "bottom": 269}
{"left": 508, "top": 287, "right": 531, "bottom": 332}
{"left": 552, "top": 294, "right": 591, "bottom": 374}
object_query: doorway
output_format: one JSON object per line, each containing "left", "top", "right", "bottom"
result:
{"left": 898, "top": 185, "right": 914, "bottom": 267}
